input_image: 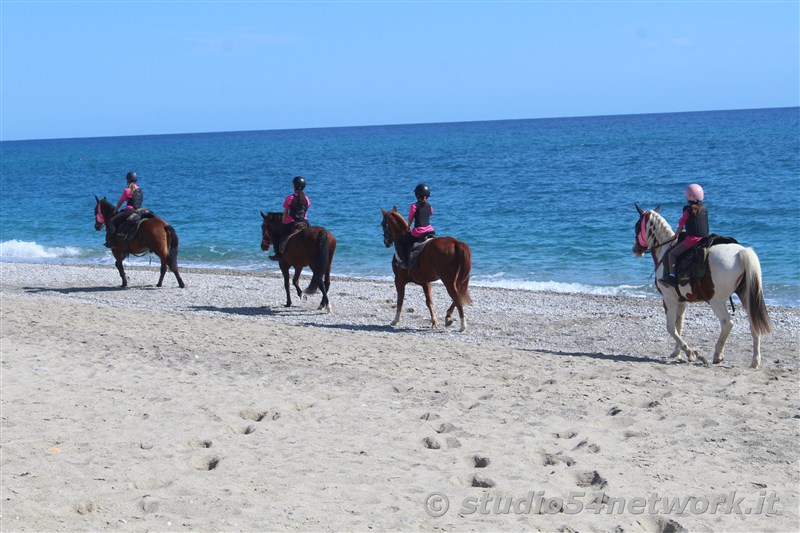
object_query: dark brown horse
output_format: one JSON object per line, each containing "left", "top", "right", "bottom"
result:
{"left": 94, "top": 196, "right": 185, "bottom": 288}
{"left": 260, "top": 212, "right": 336, "bottom": 313}
{"left": 381, "top": 207, "right": 472, "bottom": 331}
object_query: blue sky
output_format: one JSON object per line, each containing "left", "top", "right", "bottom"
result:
{"left": 1, "top": 1, "right": 798, "bottom": 141}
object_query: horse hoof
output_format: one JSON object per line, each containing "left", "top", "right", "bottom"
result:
{"left": 390, "top": 320, "right": 399, "bottom": 327}
{"left": 445, "top": 318, "right": 454, "bottom": 327}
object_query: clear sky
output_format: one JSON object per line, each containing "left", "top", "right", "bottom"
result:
{"left": 1, "top": 1, "right": 798, "bottom": 141}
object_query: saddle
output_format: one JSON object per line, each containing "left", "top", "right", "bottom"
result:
{"left": 279, "top": 221, "right": 309, "bottom": 254}
{"left": 395, "top": 231, "right": 436, "bottom": 270}
{"left": 116, "top": 208, "right": 156, "bottom": 242}
{"left": 674, "top": 233, "right": 739, "bottom": 285}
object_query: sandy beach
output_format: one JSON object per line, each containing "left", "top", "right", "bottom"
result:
{"left": 1, "top": 261, "right": 798, "bottom": 532}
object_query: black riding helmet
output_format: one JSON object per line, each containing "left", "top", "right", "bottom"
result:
{"left": 126, "top": 171, "right": 138, "bottom": 183}
{"left": 293, "top": 176, "right": 306, "bottom": 190}
{"left": 414, "top": 183, "right": 431, "bottom": 199}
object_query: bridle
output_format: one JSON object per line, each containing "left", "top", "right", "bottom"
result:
{"left": 381, "top": 214, "right": 394, "bottom": 247}
{"left": 636, "top": 212, "right": 673, "bottom": 254}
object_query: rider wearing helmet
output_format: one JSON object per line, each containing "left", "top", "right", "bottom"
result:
{"left": 269, "top": 176, "right": 311, "bottom": 260}
{"left": 395, "top": 183, "right": 435, "bottom": 268}
{"left": 660, "top": 183, "right": 710, "bottom": 286}
{"left": 105, "top": 171, "right": 143, "bottom": 248}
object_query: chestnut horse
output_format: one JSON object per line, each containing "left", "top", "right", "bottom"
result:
{"left": 381, "top": 207, "right": 472, "bottom": 332}
{"left": 260, "top": 212, "right": 336, "bottom": 313}
{"left": 633, "top": 205, "right": 771, "bottom": 368}
{"left": 94, "top": 196, "right": 185, "bottom": 288}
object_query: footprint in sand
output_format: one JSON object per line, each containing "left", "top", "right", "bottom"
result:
{"left": 423, "top": 437, "right": 441, "bottom": 450}
{"left": 190, "top": 455, "right": 221, "bottom": 471}
{"left": 239, "top": 409, "right": 280, "bottom": 422}
{"left": 575, "top": 470, "right": 608, "bottom": 489}
{"left": 543, "top": 452, "right": 575, "bottom": 467}
{"left": 574, "top": 438, "right": 601, "bottom": 453}
{"left": 188, "top": 439, "right": 213, "bottom": 449}
{"left": 470, "top": 455, "right": 490, "bottom": 468}
{"left": 467, "top": 474, "right": 496, "bottom": 488}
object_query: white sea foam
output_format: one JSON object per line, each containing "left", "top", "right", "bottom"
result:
{"left": 0, "top": 240, "right": 83, "bottom": 259}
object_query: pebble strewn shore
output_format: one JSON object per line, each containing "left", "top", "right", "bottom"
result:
{"left": 2, "top": 262, "right": 797, "bottom": 369}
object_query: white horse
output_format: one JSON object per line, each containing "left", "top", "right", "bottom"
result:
{"left": 632, "top": 206, "right": 772, "bottom": 368}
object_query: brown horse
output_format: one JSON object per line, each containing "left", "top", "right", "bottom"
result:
{"left": 94, "top": 196, "right": 185, "bottom": 288}
{"left": 381, "top": 207, "right": 472, "bottom": 332}
{"left": 260, "top": 212, "right": 336, "bottom": 313}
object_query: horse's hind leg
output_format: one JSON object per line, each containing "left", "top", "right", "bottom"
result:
{"left": 157, "top": 258, "right": 167, "bottom": 287}
{"left": 442, "top": 279, "right": 466, "bottom": 332}
{"left": 709, "top": 297, "right": 734, "bottom": 365}
{"left": 293, "top": 268, "right": 306, "bottom": 301}
{"left": 318, "top": 264, "right": 332, "bottom": 314}
{"left": 422, "top": 282, "right": 438, "bottom": 329}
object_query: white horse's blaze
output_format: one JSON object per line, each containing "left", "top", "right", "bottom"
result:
{"left": 635, "top": 209, "right": 771, "bottom": 369}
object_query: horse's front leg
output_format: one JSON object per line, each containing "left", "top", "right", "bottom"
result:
{"left": 281, "top": 264, "right": 292, "bottom": 307}
{"left": 422, "top": 282, "right": 438, "bottom": 329}
{"left": 669, "top": 301, "right": 687, "bottom": 358}
{"left": 709, "top": 297, "right": 734, "bottom": 365}
{"left": 664, "top": 299, "right": 702, "bottom": 363}
{"left": 114, "top": 251, "right": 128, "bottom": 288}
{"left": 391, "top": 278, "right": 406, "bottom": 327}
{"left": 293, "top": 267, "right": 306, "bottom": 301}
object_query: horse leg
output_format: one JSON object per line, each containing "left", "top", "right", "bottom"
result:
{"left": 293, "top": 267, "right": 306, "bottom": 301}
{"left": 442, "top": 278, "right": 466, "bottom": 332}
{"left": 669, "top": 301, "right": 687, "bottom": 358}
{"left": 113, "top": 251, "right": 128, "bottom": 288}
{"left": 663, "top": 299, "right": 698, "bottom": 362}
{"left": 318, "top": 261, "right": 332, "bottom": 314}
{"left": 709, "top": 297, "right": 734, "bottom": 365}
{"left": 422, "top": 282, "right": 438, "bottom": 329}
{"left": 157, "top": 256, "right": 167, "bottom": 287}
{"left": 391, "top": 279, "right": 406, "bottom": 327}
{"left": 281, "top": 264, "right": 292, "bottom": 307}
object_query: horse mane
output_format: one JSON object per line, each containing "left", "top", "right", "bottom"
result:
{"left": 388, "top": 209, "right": 409, "bottom": 231}
{"left": 646, "top": 209, "right": 675, "bottom": 243}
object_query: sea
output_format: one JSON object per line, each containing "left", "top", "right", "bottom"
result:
{"left": 1, "top": 107, "right": 798, "bottom": 307}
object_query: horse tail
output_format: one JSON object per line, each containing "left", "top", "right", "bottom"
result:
{"left": 738, "top": 247, "right": 772, "bottom": 336}
{"left": 454, "top": 240, "right": 473, "bottom": 306}
{"left": 304, "top": 229, "right": 330, "bottom": 295}
{"left": 165, "top": 224, "right": 180, "bottom": 272}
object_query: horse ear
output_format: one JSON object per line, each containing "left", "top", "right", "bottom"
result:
{"left": 392, "top": 205, "right": 398, "bottom": 213}
{"left": 260, "top": 211, "right": 267, "bottom": 219}
{"left": 381, "top": 208, "right": 387, "bottom": 215}
{"left": 635, "top": 204, "right": 643, "bottom": 215}
{"left": 654, "top": 205, "right": 661, "bottom": 213}
{"left": 95, "top": 195, "right": 100, "bottom": 202}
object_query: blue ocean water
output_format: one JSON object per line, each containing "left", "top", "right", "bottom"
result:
{"left": 2, "top": 108, "right": 798, "bottom": 306}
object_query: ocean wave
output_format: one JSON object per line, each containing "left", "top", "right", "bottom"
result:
{"left": 0, "top": 240, "right": 85, "bottom": 259}
{"left": 471, "top": 276, "right": 655, "bottom": 298}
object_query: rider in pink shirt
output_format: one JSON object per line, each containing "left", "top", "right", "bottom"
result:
{"left": 661, "top": 183, "right": 709, "bottom": 286}
{"left": 395, "top": 183, "right": 435, "bottom": 268}
{"left": 270, "top": 176, "right": 311, "bottom": 260}
{"left": 105, "top": 171, "right": 142, "bottom": 247}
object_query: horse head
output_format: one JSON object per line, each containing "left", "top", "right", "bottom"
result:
{"left": 380, "top": 206, "right": 408, "bottom": 248}
{"left": 94, "top": 196, "right": 113, "bottom": 230}
{"left": 260, "top": 211, "right": 283, "bottom": 251}
{"left": 632, "top": 204, "right": 667, "bottom": 257}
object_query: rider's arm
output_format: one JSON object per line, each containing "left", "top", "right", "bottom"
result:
{"left": 115, "top": 188, "right": 130, "bottom": 210}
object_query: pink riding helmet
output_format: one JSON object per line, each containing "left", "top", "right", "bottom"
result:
{"left": 685, "top": 183, "right": 704, "bottom": 202}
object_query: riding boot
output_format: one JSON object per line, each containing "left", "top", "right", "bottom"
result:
{"left": 660, "top": 272, "right": 677, "bottom": 287}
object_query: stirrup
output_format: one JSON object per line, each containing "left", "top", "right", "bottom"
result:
{"left": 659, "top": 274, "right": 677, "bottom": 287}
